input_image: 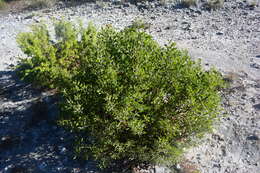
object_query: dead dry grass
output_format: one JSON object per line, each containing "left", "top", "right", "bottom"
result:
{"left": 25, "top": 0, "right": 57, "bottom": 9}
{"left": 181, "top": 0, "right": 197, "bottom": 7}
{"left": 0, "top": 0, "right": 57, "bottom": 13}
{"left": 205, "top": 0, "right": 224, "bottom": 10}
{"left": 0, "top": 0, "right": 7, "bottom": 10}
{"left": 180, "top": 159, "right": 200, "bottom": 173}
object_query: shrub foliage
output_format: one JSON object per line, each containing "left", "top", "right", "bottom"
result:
{"left": 17, "top": 21, "right": 225, "bottom": 169}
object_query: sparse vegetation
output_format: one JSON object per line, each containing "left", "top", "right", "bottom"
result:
{"left": 180, "top": 160, "right": 201, "bottom": 173}
{"left": 246, "top": 0, "right": 259, "bottom": 8}
{"left": 159, "top": 0, "right": 225, "bottom": 9}
{"left": 0, "top": 0, "right": 57, "bottom": 11}
{"left": 223, "top": 72, "right": 240, "bottom": 84}
{"left": 129, "top": 18, "right": 151, "bottom": 30}
{"left": 0, "top": 0, "right": 7, "bottom": 9}
{"left": 181, "top": 0, "right": 197, "bottom": 7}
{"left": 0, "top": 0, "right": 227, "bottom": 11}
{"left": 26, "top": 0, "right": 57, "bottom": 9}
{"left": 205, "top": 0, "right": 224, "bottom": 10}
{"left": 16, "top": 20, "right": 225, "bottom": 171}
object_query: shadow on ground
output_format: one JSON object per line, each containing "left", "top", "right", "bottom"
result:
{"left": 0, "top": 69, "right": 99, "bottom": 173}
{"left": 0, "top": 69, "right": 182, "bottom": 173}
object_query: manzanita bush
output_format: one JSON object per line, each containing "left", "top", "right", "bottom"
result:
{"left": 17, "top": 20, "right": 225, "bottom": 170}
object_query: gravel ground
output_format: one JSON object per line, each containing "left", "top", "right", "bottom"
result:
{"left": 0, "top": 0, "right": 260, "bottom": 173}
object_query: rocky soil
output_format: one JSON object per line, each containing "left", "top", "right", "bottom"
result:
{"left": 0, "top": 0, "right": 259, "bottom": 173}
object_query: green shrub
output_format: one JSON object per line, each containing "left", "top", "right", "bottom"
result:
{"left": 17, "top": 21, "right": 225, "bottom": 170}
{"left": 16, "top": 21, "right": 81, "bottom": 88}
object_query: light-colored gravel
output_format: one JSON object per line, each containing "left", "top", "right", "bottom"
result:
{"left": 0, "top": 1, "right": 259, "bottom": 172}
